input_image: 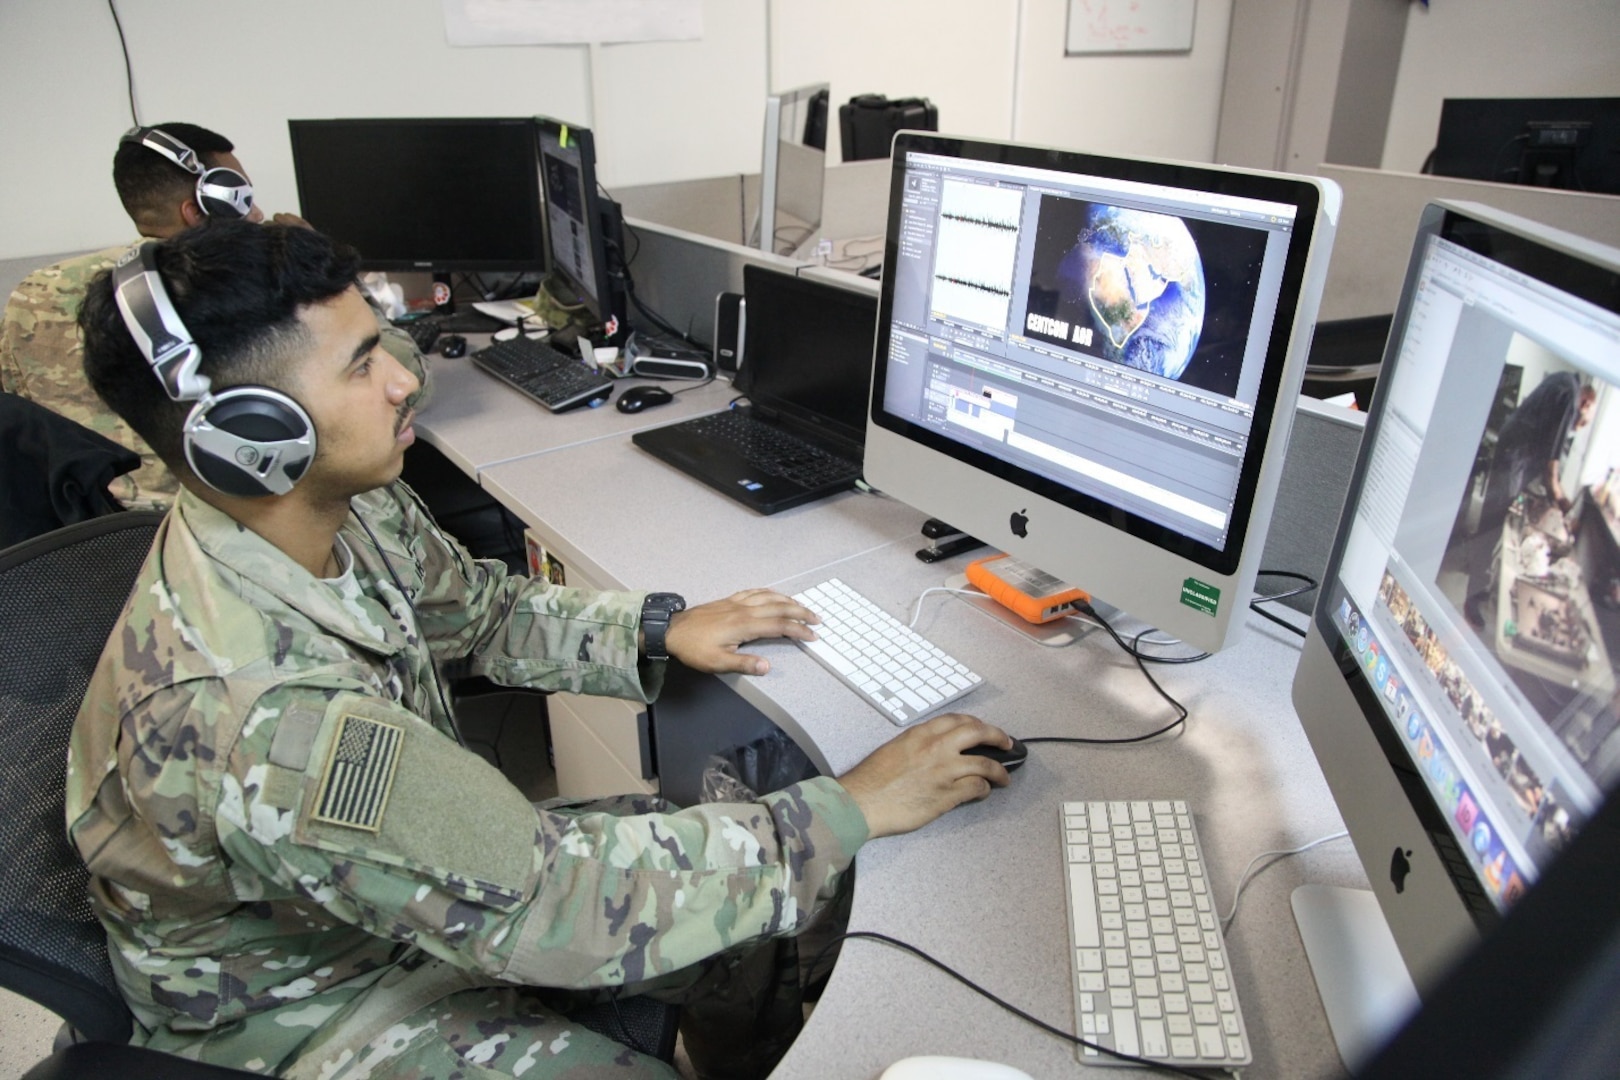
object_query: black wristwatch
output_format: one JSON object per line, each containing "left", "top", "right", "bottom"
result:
{"left": 640, "top": 592, "right": 687, "bottom": 661}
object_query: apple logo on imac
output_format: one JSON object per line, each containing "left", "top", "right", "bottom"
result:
{"left": 1010, "top": 509, "right": 1029, "bottom": 538}
{"left": 1389, "top": 847, "right": 1413, "bottom": 893}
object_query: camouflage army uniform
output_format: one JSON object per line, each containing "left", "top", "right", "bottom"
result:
{"left": 66, "top": 481, "right": 867, "bottom": 1078}
{"left": 1, "top": 243, "right": 432, "bottom": 512}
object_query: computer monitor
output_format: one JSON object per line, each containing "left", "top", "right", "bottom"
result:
{"left": 863, "top": 133, "right": 1340, "bottom": 653}
{"left": 1430, "top": 97, "right": 1620, "bottom": 196}
{"left": 1291, "top": 200, "right": 1620, "bottom": 1065}
{"left": 534, "top": 115, "right": 625, "bottom": 337}
{"left": 755, "top": 83, "right": 829, "bottom": 256}
{"left": 287, "top": 117, "right": 546, "bottom": 273}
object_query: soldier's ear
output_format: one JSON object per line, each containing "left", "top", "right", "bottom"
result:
{"left": 179, "top": 198, "right": 207, "bottom": 228}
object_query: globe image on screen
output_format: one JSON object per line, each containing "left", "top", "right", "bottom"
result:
{"left": 1062, "top": 205, "right": 1205, "bottom": 381}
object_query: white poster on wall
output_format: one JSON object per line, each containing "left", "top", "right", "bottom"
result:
{"left": 1065, "top": 0, "right": 1196, "bottom": 54}
{"left": 443, "top": 0, "right": 703, "bottom": 46}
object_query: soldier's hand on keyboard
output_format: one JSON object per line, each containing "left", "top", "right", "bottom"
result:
{"left": 837, "top": 714, "right": 1013, "bottom": 838}
{"left": 665, "top": 588, "right": 821, "bottom": 675}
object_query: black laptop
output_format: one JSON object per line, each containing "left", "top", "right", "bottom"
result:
{"left": 632, "top": 266, "right": 877, "bottom": 515}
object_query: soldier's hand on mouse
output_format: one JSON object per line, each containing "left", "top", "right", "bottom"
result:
{"left": 838, "top": 714, "right": 1013, "bottom": 838}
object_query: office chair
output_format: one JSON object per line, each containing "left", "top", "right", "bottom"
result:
{"left": 0, "top": 512, "right": 677, "bottom": 1077}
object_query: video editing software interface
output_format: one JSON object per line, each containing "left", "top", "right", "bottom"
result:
{"left": 879, "top": 151, "right": 1302, "bottom": 552}
{"left": 1325, "top": 228, "right": 1620, "bottom": 912}
{"left": 537, "top": 124, "right": 604, "bottom": 312}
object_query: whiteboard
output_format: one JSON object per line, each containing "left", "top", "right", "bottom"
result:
{"left": 1065, "top": 0, "right": 1196, "bottom": 54}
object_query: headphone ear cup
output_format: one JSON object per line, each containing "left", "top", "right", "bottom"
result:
{"left": 196, "top": 167, "right": 255, "bottom": 219}
{"left": 184, "top": 386, "right": 315, "bottom": 497}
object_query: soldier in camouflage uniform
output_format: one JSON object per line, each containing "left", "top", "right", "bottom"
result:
{"left": 67, "top": 221, "right": 1014, "bottom": 1078}
{"left": 1, "top": 122, "right": 428, "bottom": 513}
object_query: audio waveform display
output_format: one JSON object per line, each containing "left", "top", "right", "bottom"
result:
{"left": 931, "top": 179, "right": 1025, "bottom": 331}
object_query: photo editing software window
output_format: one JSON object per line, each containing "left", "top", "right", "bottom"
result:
{"left": 1328, "top": 234, "right": 1620, "bottom": 911}
{"left": 880, "top": 151, "right": 1301, "bottom": 549}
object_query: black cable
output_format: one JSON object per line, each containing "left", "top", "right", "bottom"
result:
{"left": 1248, "top": 570, "right": 1318, "bottom": 639}
{"left": 107, "top": 0, "right": 138, "bottom": 126}
{"left": 807, "top": 931, "right": 1221, "bottom": 1079}
{"left": 1022, "top": 604, "right": 1190, "bottom": 747}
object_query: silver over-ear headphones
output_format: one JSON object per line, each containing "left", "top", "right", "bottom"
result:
{"left": 112, "top": 243, "right": 315, "bottom": 497}
{"left": 121, "top": 126, "right": 256, "bottom": 219}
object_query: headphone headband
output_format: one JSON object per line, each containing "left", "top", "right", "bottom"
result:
{"left": 122, "top": 126, "right": 203, "bottom": 175}
{"left": 112, "top": 243, "right": 208, "bottom": 401}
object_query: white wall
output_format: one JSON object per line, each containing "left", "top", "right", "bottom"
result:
{"left": 0, "top": 0, "right": 1236, "bottom": 262}
{"left": 1381, "top": 0, "right": 1620, "bottom": 173}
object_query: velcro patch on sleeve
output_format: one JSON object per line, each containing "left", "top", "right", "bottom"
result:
{"left": 313, "top": 713, "right": 404, "bottom": 832}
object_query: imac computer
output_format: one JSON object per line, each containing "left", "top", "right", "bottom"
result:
{"left": 1430, "top": 97, "right": 1620, "bottom": 196}
{"left": 1291, "top": 200, "right": 1620, "bottom": 1066}
{"left": 755, "top": 83, "right": 830, "bottom": 257}
{"left": 287, "top": 117, "right": 546, "bottom": 273}
{"left": 534, "top": 115, "right": 627, "bottom": 342}
{"left": 863, "top": 133, "right": 1340, "bottom": 653}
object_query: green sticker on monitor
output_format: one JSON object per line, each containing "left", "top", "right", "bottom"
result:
{"left": 1181, "top": 578, "right": 1220, "bottom": 616}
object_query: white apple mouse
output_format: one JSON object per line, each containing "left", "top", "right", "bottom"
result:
{"left": 879, "top": 1056, "right": 1034, "bottom": 1080}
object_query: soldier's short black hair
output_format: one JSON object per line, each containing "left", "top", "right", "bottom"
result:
{"left": 113, "top": 122, "right": 238, "bottom": 226}
{"left": 80, "top": 221, "right": 363, "bottom": 476}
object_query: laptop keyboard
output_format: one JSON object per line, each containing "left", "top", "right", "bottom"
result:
{"left": 791, "top": 578, "right": 983, "bottom": 726}
{"left": 682, "top": 411, "right": 861, "bottom": 488}
{"left": 472, "top": 336, "right": 615, "bottom": 412}
{"left": 1062, "top": 800, "right": 1252, "bottom": 1069}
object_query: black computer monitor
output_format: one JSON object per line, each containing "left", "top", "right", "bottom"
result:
{"left": 1429, "top": 98, "right": 1620, "bottom": 195}
{"left": 534, "top": 116, "right": 625, "bottom": 339}
{"left": 287, "top": 117, "right": 546, "bottom": 273}
{"left": 1292, "top": 200, "right": 1620, "bottom": 1067}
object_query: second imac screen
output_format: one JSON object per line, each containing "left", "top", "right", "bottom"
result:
{"left": 538, "top": 123, "right": 603, "bottom": 314}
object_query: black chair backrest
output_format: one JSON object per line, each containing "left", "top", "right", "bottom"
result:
{"left": 0, "top": 511, "right": 164, "bottom": 1043}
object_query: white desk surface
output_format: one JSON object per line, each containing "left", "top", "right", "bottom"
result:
{"left": 417, "top": 376, "right": 1365, "bottom": 1079}
{"left": 413, "top": 349, "right": 738, "bottom": 477}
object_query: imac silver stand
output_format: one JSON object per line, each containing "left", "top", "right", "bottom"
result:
{"left": 1292, "top": 883, "right": 1420, "bottom": 1071}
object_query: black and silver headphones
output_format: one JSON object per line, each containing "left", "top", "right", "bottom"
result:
{"left": 112, "top": 242, "right": 316, "bottom": 497}
{"left": 120, "top": 126, "right": 256, "bottom": 219}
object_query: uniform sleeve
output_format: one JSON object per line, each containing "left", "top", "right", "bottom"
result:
{"left": 379, "top": 487, "right": 658, "bottom": 700}
{"left": 218, "top": 686, "right": 868, "bottom": 988}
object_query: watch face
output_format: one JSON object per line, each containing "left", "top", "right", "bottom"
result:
{"left": 647, "top": 592, "right": 687, "bottom": 612}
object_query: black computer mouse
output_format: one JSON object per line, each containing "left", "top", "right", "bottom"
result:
{"left": 963, "top": 737, "right": 1028, "bottom": 772}
{"left": 616, "top": 385, "right": 675, "bottom": 414}
{"left": 439, "top": 334, "right": 467, "bottom": 358}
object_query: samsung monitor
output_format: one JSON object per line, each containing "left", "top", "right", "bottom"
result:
{"left": 863, "top": 133, "right": 1340, "bottom": 652}
{"left": 1430, "top": 97, "right": 1620, "bottom": 196}
{"left": 1291, "top": 200, "right": 1620, "bottom": 1066}
{"left": 534, "top": 115, "right": 624, "bottom": 335}
{"left": 755, "top": 83, "right": 829, "bottom": 256}
{"left": 287, "top": 117, "right": 546, "bottom": 273}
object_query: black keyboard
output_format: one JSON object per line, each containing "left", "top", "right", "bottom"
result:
{"left": 472, "top": 336, "right": 615, "bottom": 412}
{"left": 683, "top": 411, "right": 860, "bottom": 488}
{"left": 392, "top": 317, "right": 443, "bottom": 353}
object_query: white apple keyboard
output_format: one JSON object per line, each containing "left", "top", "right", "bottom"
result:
{"left": 1062, "top": 800, "right": 1252, "bottom": 1068}
{"left": 791, "top": 578, "right": 984, "bottom": 726}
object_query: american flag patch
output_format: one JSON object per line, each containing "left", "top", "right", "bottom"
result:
{"left": 313, "top": 714, "right": 403, "bottom": 832}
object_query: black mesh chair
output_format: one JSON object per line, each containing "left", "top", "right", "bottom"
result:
{"left": 0, "top": 512, "right": 676, "bottom": 1077}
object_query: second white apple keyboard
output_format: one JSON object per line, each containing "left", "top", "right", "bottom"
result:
{"left": 791, "top": 578, "right": 984, "bottom": 726}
